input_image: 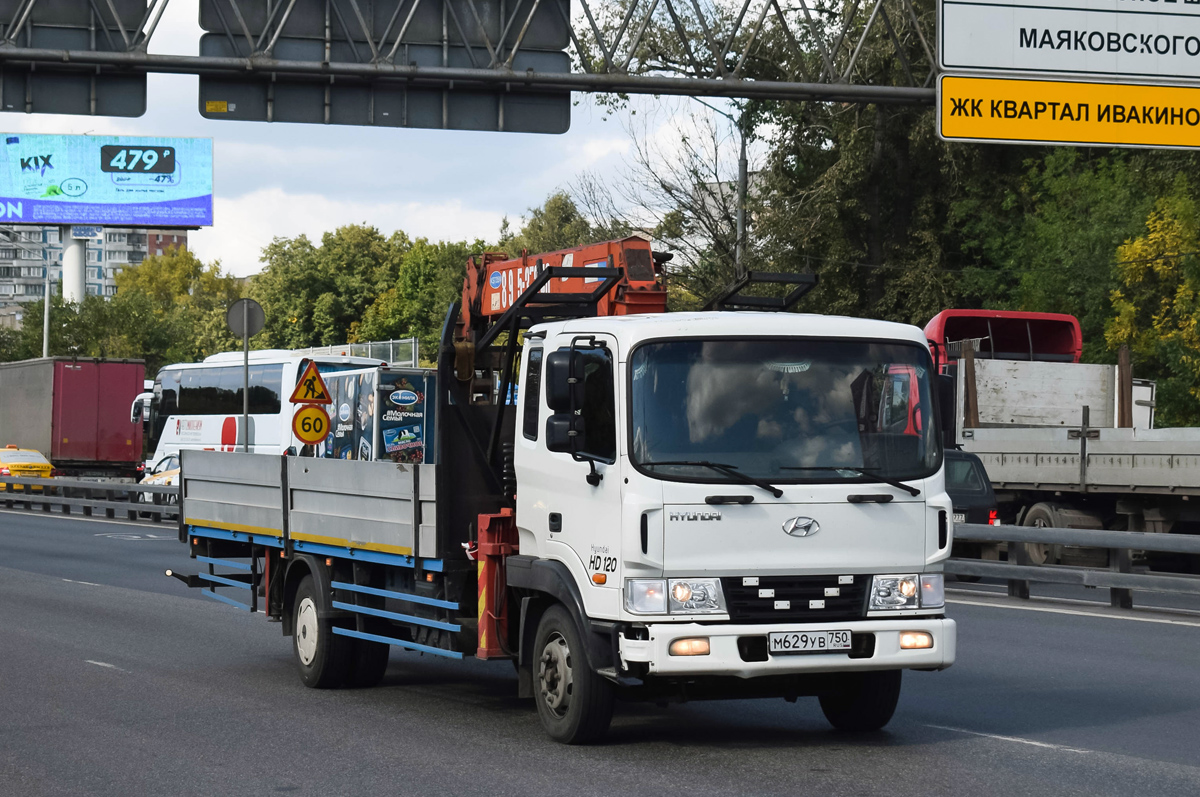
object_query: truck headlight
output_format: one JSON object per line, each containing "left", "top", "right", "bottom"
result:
{"left": 870, "top": 575, "right": 920, "bottom": 610}
{"left": 667, "top": 578, "right": 726, "bottom": 614}
{"left": 870, "top": 574, "right": 945, "bottom": 610}
{"left": 625, "top": 579, "right": 667, "bottom": 614}
{"left": 625, "top": 578, "right": 728, "bottom": 615}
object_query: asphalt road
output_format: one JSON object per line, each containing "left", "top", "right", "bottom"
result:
{"left": 2, "top": 510, "right": 1200, "bottom": 796}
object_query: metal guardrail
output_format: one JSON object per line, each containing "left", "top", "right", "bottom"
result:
{"left": 948, "top": 522, "right": 1200, "bottom": 609}
{"left": 1, "top": 476, "right": 179, "bottom": 523}
{"left": 1, "top": 486, "right": 1195, "bottom": 610}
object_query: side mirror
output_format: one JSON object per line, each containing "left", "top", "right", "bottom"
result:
{"left": 936, "top": 374, "right": 956, "bottom": 443}
{"left": 545, "top": 350, "right": 585, "bottom": 412}
{"left": 131, "top": 402, "right": 141, "bottom": 424}
{"left": 546, "top": 414, "right": 584, "bottom": 453}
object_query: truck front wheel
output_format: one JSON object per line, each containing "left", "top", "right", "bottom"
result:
{"left": 533, "top": 605, "right": 615, "bottom": 744}
{"left": 818, "top": 670, "right": 902, "bottom": 732}
{"left": 344, "top": 639, "right": 389, "bottom": 688}
{"left": 293, "top": 575, "right": 350, "bottom": 688}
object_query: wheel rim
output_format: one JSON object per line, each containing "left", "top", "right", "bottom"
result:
{"left": 296, "top": 596, "right": 319, "bottom": 666}
{"left": 1027, "top": 518, "right": 1050, "bottom": 564}
{"left": 538, "top": 631, "right": 573, "bottom": 719}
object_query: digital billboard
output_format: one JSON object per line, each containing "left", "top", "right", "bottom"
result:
{"left": 0, "top": 134, "right": 212, "bottom": 227}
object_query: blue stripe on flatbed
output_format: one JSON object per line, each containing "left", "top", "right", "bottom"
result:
{"left": 292, "top": 539, "right": 444, "bottom": 572}
{"left": 331, "top": 600, "right": 461, "bottom": 633}
{"left": 188, "top": 526, "right": 444, "bottom": 573}
{"left": 330, "top": 580, "right": 459, "bottom": 611}
{"left": 198, "top": 572, "right": 252, "bottom": 590}
{"left": 202, "top": 591, "right": 252, "bottom": 611}
{"left": 331, "top": 627, "right": 463, "bottom": 659}
{"left": 195, "top": 555, "right": 252, "bottom": 571}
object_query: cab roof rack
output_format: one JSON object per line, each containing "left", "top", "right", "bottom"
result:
{"left": 703, "top": 271, "right": 818, "bottom": 312}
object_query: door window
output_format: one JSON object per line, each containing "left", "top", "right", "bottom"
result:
{"left": 576, "top": 347, "right": 615, "bottom": 461}
{"left": 522, "top": 348, "right": 543, "bottom": 440}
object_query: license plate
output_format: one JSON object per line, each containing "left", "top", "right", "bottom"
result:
{"left": 768, "top": 629, "right": 852, "bottom": 654}
{"left": 953, "top": 512, "right": 966, "bottom": 523}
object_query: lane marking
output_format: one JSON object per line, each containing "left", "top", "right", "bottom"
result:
{"left": 84, "top": 660, "right": 128, "bottom": 673}
{"left": 62, "top": 578, "right": 102, "bottom": 586}
{"left": 926, "top": 724, "right": 1092, "bottom": 753}
{"left": 0, "top": 508, "right": 154, "bottom": 530}
{"left": 93, "top": 532, "right": 176, "bottom": 541}
{"left": 948, "top": 597, "right": 1200, "bottom": 628}
{"left": 947, "top": 586, "right": 1200, "bottom": 617}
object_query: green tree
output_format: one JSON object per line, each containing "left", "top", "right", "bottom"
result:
{"left": 111, "top": 245, "right": 244, "bottom": 369}
{"left": 251, "top": 225, "right": 407, "bottom": 348}
{"left": 358, "top": 238, "right": 481, "bottom": 359}
{"left": 949, "top": 149, "right": 1181, "bottom": 359}
{"left": 1106, "top": 186, "right": 1200, "bottom": 426}
{"left": 499, "top": 192, "right": 595, "bottom": 255}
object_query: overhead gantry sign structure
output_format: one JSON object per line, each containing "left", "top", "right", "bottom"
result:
{"left": 0, "top": 0, "right": 938, "bottom": 132}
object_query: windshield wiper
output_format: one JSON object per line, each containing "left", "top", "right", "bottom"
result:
{"left": 778, "top": 466, "right": 921, "bottom": 497}
{"left": 642, "top": 460, "right": 784, "bottom": 498}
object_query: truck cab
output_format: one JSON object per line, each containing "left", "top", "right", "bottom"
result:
{"left": 511, "top": 312, "right": 956, "bottom": 737}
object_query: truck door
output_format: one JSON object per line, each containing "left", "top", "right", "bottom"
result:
{"left": 515, "top": 334, "right": 623, "bottom": 614}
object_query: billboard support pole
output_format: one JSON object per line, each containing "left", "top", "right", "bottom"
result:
{"left": 61, "top": 228, "right": 86, "bottom": 304}
{"left": 42, "top": 259, "right": 50, "bottom": 358}
{"left": 242, "top": 300, "right": 250, "bottom": 453}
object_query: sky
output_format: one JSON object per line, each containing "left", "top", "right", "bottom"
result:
{"left": 0, "top": 0, "right": 760, "bottom": 277}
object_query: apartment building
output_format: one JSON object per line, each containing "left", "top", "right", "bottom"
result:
{"left": 0, "top": 226, "right": 188, "bottom": 308}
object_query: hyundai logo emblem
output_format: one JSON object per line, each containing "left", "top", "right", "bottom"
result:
{"left": 782, "top": 517, "right": 820, "bottom": 537}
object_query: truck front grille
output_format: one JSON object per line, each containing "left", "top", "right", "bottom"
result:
{"left": 721, "top": 575, "right": 869, "bottom": 623}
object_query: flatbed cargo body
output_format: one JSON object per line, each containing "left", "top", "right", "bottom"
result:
{"left": 934, "top": 308, "right": 1200, "bottom": 548}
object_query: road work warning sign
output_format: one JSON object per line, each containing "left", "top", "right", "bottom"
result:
{"left": 289, "top": 361, "right": 332, "bottom": 405}
{"left": 938, "top": 75, "right": 1200, "bottom": 149}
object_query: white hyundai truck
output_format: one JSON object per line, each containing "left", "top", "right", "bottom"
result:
{"left": 170, "top": 238, "right": 955, "bottom": 744}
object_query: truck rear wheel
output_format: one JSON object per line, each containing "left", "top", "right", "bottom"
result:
{"left": 1021, "top": 503, "right": 1059, "bottom": 565}
{"left": 293, "top": 575, "right": 350, "bottom": 688}
{"left": 818, "top": 670, "right": 902, "bottom": 732}
{"left": 533, "top": 605, "right": 615, "bottom": 744}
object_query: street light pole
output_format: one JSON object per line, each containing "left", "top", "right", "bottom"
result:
{"left": 735, "top": 124, "right": 748, "bottom": 277}
{"left": 694, "top": 98, "right": 750, "bottom": 277}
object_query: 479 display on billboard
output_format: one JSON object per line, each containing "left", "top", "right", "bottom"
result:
{"left": 0, "top": 134, "right": 212, "bottom": 227}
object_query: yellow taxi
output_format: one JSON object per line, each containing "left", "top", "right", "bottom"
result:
{"left": 0, "top": 445, "right": 56, "bottom": 490}
{"left": 137, "top": 454, "right": 180, "bottom": 509}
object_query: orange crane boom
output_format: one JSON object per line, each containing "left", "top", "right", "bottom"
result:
{"left": 460, "top": 236, "right": 667, "bottom": 341}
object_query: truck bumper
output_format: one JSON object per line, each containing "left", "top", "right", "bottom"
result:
{"left": 619, "top": 617, "right": 955, "bottom": 678}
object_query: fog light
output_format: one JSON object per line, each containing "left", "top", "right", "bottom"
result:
{"left": 900, "top": 631, "right": 933, "bottom": 650}
{"left": 669, "top": 637, "right": 711, "bottom": 656}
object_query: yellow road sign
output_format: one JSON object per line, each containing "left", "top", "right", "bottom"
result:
{"left": 939, "top": 75, "right": 1200, "bottom": 149}
{"left": 289, "top": 361, "right": 332, "bottom": 405}
{"left": 292, "top": 405, "right": 331, "bottom": 445}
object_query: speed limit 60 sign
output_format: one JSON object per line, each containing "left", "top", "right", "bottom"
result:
{"left": 293, "top": 405, "right": 330, "bottom": 445}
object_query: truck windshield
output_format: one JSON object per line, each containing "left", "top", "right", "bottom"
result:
{"left": 629, "top": 338, "right": 940, "bottom": 484}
